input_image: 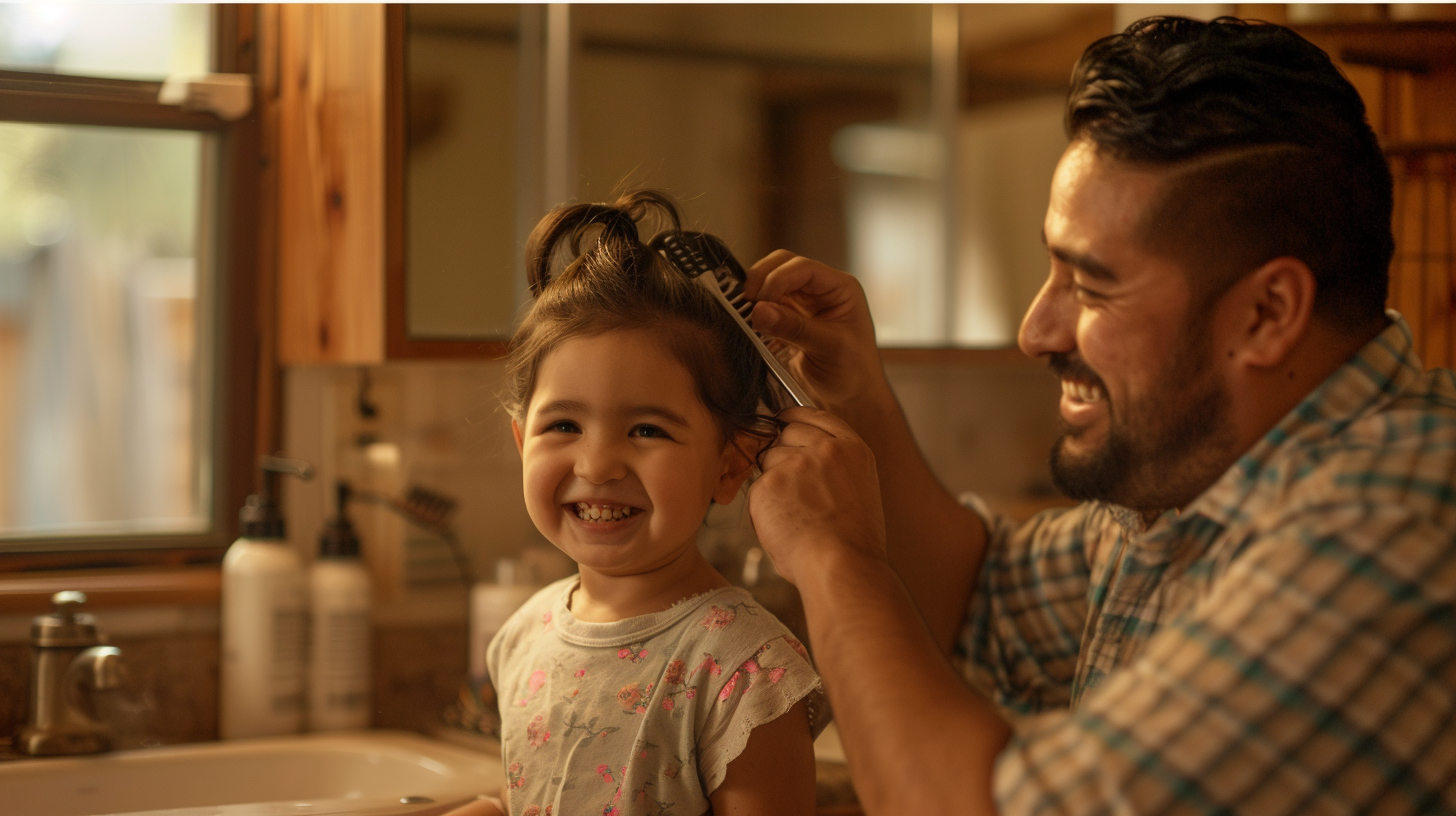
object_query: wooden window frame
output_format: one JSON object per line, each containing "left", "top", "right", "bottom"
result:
{"left": 0, "top": 6, "right": 263, "bottom": 610}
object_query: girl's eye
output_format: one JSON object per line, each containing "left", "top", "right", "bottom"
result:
{"left": 630, "top": 424, "right": 671, "bottom": 439}
{"left": 546, "top": 420, "right": 579, "bottom": 434}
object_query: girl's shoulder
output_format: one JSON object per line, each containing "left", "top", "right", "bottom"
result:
{"left": 666, "top": 586, "right": 808, "bottom": 659}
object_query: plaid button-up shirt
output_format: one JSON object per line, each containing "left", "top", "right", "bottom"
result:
{"left": 960, "top": 314, "right": 1456, "bottom": 814}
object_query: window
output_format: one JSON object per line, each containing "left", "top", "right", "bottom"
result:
{"left": 0, "top": 4, "right": 257, "bottom": 556}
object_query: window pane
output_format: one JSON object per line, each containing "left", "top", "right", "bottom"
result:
{"left": 0, "top": 122, "right": 209, "bottom": 538}
{"left": 0, "top": 3, "right": 210, "bottom": 80}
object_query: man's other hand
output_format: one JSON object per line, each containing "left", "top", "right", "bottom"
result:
{"left": 749, "top": 406, "right": 887, "bottom": 586}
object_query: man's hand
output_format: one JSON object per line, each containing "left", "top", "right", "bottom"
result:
{"left": 745, "top": 251, "right": 891, "bottom": 425}
{"left": 749, "top": 407, "right": 886, "bottom": 586}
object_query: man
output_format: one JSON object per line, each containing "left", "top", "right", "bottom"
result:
{"left": 745, "top": 16, "right": 1456, "bottom": 814}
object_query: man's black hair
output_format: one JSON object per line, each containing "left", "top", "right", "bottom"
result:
{"left": 1066, "top": 16, "right": 1393, "bottom": 329}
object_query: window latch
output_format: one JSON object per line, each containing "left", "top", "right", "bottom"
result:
{"left": 158, "top": 73, "right": 253, "bottom": 121}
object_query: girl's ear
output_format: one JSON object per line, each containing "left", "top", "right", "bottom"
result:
{"left": 511, "top": 419, "right": 525, "bottom": 457}
{"left": 712, "top": 435, "right": 758, "bottom": 505}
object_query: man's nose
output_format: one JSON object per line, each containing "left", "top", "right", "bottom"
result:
{"left": 1018, "top": 273, "right": 1075, "bottom": 358}
{"left": 575, "top": 439, "right": 627, "bottom": 485}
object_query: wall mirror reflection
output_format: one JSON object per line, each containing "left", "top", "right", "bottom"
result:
{"left": 403, "top": 4, "right": 1097, "bottom": 349}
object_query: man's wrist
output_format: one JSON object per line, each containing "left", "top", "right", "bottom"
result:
{"left": 794, "top": 541, "right": 898, "bottom": 620}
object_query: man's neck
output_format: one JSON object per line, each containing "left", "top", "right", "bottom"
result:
{"left": 1229, "top": 316, "right": 1383, "bottom": 460}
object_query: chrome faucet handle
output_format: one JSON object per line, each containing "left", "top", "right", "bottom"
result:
{"left": 16, "top": 589, "right": 124, "bottom": 755}
{"left": 52, "top": 590, "right": 86, "bottom": 620}
{"left": 33, "top": 590, "right": 100, "bottom": 648}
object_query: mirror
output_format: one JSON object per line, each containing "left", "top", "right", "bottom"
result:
{"left": 406, "top": 3, "right": 522, "bottom": 341}
{"left": 404, "top": 4, "right": 1084, "bottom": 348}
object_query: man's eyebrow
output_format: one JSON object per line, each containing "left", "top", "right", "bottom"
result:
{"left": 1042, "top": 229, "right": 1119, "bottom": 283}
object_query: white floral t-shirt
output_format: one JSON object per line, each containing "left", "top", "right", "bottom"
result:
{"left": 486, "top": 576, "right": 828, "bottom": 816}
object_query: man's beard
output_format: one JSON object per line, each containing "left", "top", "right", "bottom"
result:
{"left": 1048, "top": 329, "right": 1235, "bottom": 513}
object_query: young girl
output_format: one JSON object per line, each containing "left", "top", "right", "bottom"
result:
{"left": 457, "top": 191, "right": 828, "bottom": 816}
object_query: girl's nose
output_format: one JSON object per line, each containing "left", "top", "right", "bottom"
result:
{"left": 1018, "top": 272, "right": 1076, "bottom": 359}
{"left": 575, "top": 441, "right": 627, "bottom": 485}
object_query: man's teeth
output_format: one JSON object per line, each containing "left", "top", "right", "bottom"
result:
{"left": 574, "top": 502, "right": 635, "bottom": 522}
{"left": 1062, "top": 380, "right": 1103, "bottom": 403}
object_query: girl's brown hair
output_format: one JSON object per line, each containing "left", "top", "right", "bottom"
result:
{"left": 503, "top": 190, "right": 783, "bottom": 446}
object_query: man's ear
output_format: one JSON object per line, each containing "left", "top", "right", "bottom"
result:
{"left": 712, "top": 435, "right": 758, "bottom": 505}
{"left": 1227, "top": 256, "right": 1315, "bottom": 371}
{"left": 511, "top": 418, "right": 524, "bottom": 457}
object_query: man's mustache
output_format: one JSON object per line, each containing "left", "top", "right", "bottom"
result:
{"left": 1048, "top": 353, "right": 1105, "bottom": 391}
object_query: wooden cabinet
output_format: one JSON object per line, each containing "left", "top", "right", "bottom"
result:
{"left": 270, "top": 4, "right": 387, "bottom": 364}
{"left": 266, "top": 4, "right": 500, "bottom": 364}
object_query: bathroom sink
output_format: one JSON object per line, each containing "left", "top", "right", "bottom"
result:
{"left": 0, "top": 730, "right": 503, "bottom": 816}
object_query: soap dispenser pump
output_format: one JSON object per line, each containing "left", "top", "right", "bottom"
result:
{"left": 220, "top": 455, "right": 313, "bottom": 740}
{"left": 308, "top": 481, "right": 372, "bottom": 731}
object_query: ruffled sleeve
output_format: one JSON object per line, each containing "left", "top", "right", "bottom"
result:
{"left": 694, "top": 633, "right": 829, "bottom": 794}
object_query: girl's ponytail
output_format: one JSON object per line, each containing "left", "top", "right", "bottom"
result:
{"left": 524, "top": 191, "right": 682, "bottom": 297}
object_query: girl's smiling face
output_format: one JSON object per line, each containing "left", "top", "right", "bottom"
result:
{"left": 512, "top": 328, "right": 752, "bottom": 579}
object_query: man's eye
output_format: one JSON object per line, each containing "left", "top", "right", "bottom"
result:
{"left": 630, "top": 424, "right": 670, "bottom": 439}
{"left": 1073, "top": 283, "right": 1105, "bottom": 301}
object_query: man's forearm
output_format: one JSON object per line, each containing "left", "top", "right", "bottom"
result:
{"left": 801, "top": 545, "right": 1010, "bottom": 816}
{"left": 845, "top": 380, "right": 989, "bottom": 652}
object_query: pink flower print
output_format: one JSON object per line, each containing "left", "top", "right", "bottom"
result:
{"left": 769, "top": 667, "right": 786, "bottom": 684}
{"left": 617, "top": 648, "right": 631, "bottom": 659}
{"left": 596, "top": 763, "right": 615, "bottom": 783}
{"left": 686, "top": 688, "right": 697, "bottom": 699}
{"left": 617, "top": 683, "right": 644, "bottom": 712}
{"left": 743, "top": 658, "right": 760, "bottom": 674}
{"left": 695, "top": 654, "right": 721, "bottom": 678}
{"left": 635, "top": 705, "right": 647, "bottom": 714}
{"left": 662, "top": 698, "right": 675, "bottom": 711}
{"left": 719, "top": 671, "right": 740, "bottom": 701}
{"left": 575, "top": 668, "right": 586, "bottom": 677}
{"left": 785, "top": 635, "right": 809, "bottom": 661}
{"left": 524, "top": 807, "right": 541, "bottom": 816}
{"left": 515, "top": 669, "right": 548, "bottom": 707}
{"left": 664, "top": 659, "right": 686, "bottom": 685}
{"left": 700, "top": 605, "right": 736, "bottom": 630}
{"left": 542, "top": 611, "right": 553, "bottom": 632}
{"left": 507, "top": 762, "right": 525, "bottom": 789}
{"left": 638, "top": 648, "right": 649, "bottom": 659}
{"left": 603, "top": 807, "right": 619, "bottom": 816}
{"left": 526, "top": 714, "right": 551, "bottom": 748}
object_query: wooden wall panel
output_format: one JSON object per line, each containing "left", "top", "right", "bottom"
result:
{"left": 276, "top": 4, "right": 386, "bottom": 364}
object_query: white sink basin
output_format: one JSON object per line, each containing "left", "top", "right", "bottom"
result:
{"left": 0, "top": 730, "right": 504, "bottom": 816}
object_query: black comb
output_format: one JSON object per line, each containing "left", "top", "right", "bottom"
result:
{"left": 651, "top": 231, "right": 816, "bottom": 408}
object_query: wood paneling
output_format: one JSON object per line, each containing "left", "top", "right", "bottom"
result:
{"left": 276, "top": 4, "right": 387, "bottom": 364}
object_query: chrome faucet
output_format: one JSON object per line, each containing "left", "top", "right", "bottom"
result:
{"left": 15, "top": 591, "right": 125, "bottom": 756}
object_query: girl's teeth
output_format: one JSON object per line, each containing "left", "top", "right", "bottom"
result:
{"left": 574, "top": 502, "right": 634, "bottom": 522}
